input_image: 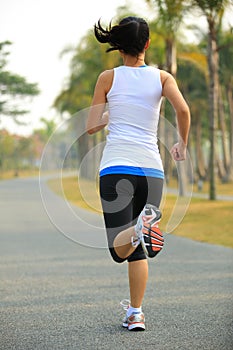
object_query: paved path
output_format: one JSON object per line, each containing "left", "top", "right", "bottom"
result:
{"left": 0, "top": 177, "right": 232, "bottom": 350}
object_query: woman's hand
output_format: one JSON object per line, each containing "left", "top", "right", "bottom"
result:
{"left": 170, "top": 142, "right": 187, "bottom": 161}
{"left": 102, "top": 111, "right": 109, "bottom": 125}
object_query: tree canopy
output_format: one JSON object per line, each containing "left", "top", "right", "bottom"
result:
{"left": 0, "top": 41, "right": 40, "bottom": 123}
{"left": 52, "top": 3, "right": 233, "bottom": 195}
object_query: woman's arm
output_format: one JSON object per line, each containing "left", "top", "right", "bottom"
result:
{"left": 160, "top": 70, "right": 191, "bottom": 161}
{"left": 86, "top": 69, "right": 113, "bottom": 134}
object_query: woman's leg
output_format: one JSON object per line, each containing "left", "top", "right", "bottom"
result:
{"left": 113, "top": 226, "right": 137, "bottom": 259}
{"left": 128, "top": 259, "right": 148, "bottom": 308}
{"left": 127, "top": 176, "right": 163, "bottom": 308}
{"left": 100, "top": 174, "right": 163, "bottom": 310}
{"left": 99, "top": 174, "right": 138, "bottom": 262}
{"left": 113, "top": 227, "right": 148, "bottom": 309}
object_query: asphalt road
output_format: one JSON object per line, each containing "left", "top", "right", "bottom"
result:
{"left": 0, "top": 177, "right": 233, "bottom": 350}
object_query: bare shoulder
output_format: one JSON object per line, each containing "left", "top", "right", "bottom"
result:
{"left": 98, "top": 69, "right": 114, "bottom": 82}
{"left": 97, "top": 69, "right": 114, "bottom": 93}
{"left": 160, "top": 70, "right": 175, "bottom": 86}
{"left": 160, "top": 70, "right": 179, "bottom": 97}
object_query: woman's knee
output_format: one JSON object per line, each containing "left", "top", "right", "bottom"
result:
{"left": 127, "top": 244, "right": 146, "bottom": 262}
{"left": 109, "top": 247, "right": 126, "bottom": 264}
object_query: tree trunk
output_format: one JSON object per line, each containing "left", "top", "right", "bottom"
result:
{"left": 195, "top": 116, "right": 207, "bottom": 180}
{"left": 158, "top": 109, "right": 173, "bottom": 184}
{"left": 166, "top": 37, "right": 187, "bottom": 195}
{"left": 218, "top": 85, "right": 230, "bottom": 181}
{"left": 225, "top": 87, "right": 233, "bottom": 181}
{"left": 166, "top": 38, "right": 177, "bottom": 76}
{"left": 228, "top": 89, "right": 233, "bottom": 153}
{"left": 207, "top": 18, "right": 219, "bottom": 200}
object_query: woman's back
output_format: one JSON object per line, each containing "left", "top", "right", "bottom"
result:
{"left": 100, "top": 65, "right": 164, "bottom": 173}
{"left": 107, "top": 65, "right": 162, "bottom": 110}
{"left": 106, "top": 65, "right": 162, "bottom": 144}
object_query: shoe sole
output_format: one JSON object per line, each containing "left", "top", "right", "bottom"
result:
{"left": 138, "top": 204, "right": 163, "bottom": 258}
{"left": 141, "top": 225, "right": 164, "bottom": 258}
{"left": 123, "top": 323, "right": 145, "bottom": 331}
{"left": 128, "top": 323, "right": 145, "bottom": 331}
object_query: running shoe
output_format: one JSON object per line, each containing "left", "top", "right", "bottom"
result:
{"left": 120, "top": 299, "right": 145, "bottom": 331}
{"left": 135, "top": 204, "right": 164, "bottom": 258}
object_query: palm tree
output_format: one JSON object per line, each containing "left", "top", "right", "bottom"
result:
{"left": 146, "top": 0, "right": 187, "bottom": 76}
{"left": 218, "top": 28, "right": 233, "bottom": 182}
{"left": 177, "top": 52, "right": 208, "bottom": 182}
{"left": 191, "top": 0, "right": 231, "bottom": 199}
{"left": 146, "top": 0, "right": 189, "bottom": 195}
{"left": 54, "top": 28, "right": 122, "bottom": 179}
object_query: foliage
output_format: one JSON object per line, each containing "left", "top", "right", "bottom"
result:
{"left": 218, "top": 28, "right": 233, "bottom": 88}
{"left": 33, "top": 117, "right": 57, "bottom": 143}
{"left": 0, "top": 130, "right": 36, "bottom": 174}
{"left": 189, "top": 0, "right": 228, "bottom": 15}
{"left": 147, "top": 0, "right": 187, "bottom": 39}
{"left": 0, "top": 130, "right": 14, "bottom": 171}
{"left": 52, "top": 2, "right": 233, "bottom": 196}
{"left": 54, "top": 30, "right": 121, "bottom": 116}
{"left": 0, "top": 41, "right": 39, "bottom": 122}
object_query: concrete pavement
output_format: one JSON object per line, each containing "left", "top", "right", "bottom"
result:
{"left": 0, "top": 177, "right": 233, "bottom": 350}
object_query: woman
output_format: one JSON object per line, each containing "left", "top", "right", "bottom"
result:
{"left": 86, "top": 16, "right": 190, "bottom": 331}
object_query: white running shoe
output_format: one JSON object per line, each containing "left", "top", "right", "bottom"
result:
{"left": 120, "top": 299, "right": 145, "bottom": 331}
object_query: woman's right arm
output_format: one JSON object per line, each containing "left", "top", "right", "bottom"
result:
{"left": 86, "top": 69, "right": 113, "bottom": 135}
{"left": 160, "top": 70, "right": 191, "bottom": 161}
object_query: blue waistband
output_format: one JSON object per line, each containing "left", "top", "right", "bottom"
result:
{"left": 99, "top": 165, "right": 164, "bottom": 179}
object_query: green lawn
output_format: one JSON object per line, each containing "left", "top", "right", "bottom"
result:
{"left": 161, "top": 195, "right": 233, "bottom": 247}
{"left": 48, "top": 176, "right": 233, "bottom": 249}
{"left": 0, "top": 169, "right": 39, "bottom": 180}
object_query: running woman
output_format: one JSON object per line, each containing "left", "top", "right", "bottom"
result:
{"left": 86, "top": 16, "right": 190, "bottom": 331}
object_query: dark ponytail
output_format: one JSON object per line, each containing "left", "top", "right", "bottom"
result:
{"left": 94, "top": 16, "right": 149, "bottom": 57}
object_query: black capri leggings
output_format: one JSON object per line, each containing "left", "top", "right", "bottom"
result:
{"left": 99, "top": 174, "right": 163, "bottom": 263}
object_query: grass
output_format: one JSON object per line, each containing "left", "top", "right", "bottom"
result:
{"left": 162, "top": 195, "right": 233, "bottom": 248}
{"left": 48, "top": 176, "right": 102, "bottom": 213}
{"left": 0, "top": 169, "right": 39, "bottom": 180}
{"left": 48, "top": 176, "right": 233, "bottom": 249}
{"left": 167, "top": 176, "right": 233, "bottom": 197}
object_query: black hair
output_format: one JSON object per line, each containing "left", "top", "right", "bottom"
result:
{"left": 94, "top": 16, "right": 149, "bottom": 57}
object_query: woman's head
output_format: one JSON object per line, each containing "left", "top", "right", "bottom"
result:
{"left": 94, "top": 16, "right": 150, "bottom": 57}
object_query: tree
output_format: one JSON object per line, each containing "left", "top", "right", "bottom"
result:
{"left": 0, "top": 41, "right": 39, "bottom": 123}
{"left": 146, "top": 0, "right": 189, "bottom": 195}
{"left": 0, "top": 130, "right": 35, "bottom": 175}
{"left": 0, "top": 129, "right": 14, "bottom": 174}
{"left": 218, "top": 28, "right": 233, "bottom": 182}
{"left": 34, "top": 117, "right": 57, "bottom": 143}
{"left": 146, "top": 0, "right": 187, "bottom": 75}
{"left": 190, "top": 0, "right": 231, "bottom": 199}
{"left": 177, "top": 49, "right": 209, "bottom": 182}
{"left": 54, "top": 21, "right": 123, "bottom": 179}
{"left": 178, "top": 26, "right": 233, "bottom": 185}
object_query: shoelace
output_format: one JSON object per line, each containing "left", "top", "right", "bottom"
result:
{"left": 120, "top": 299, "right": 131, "bottom": 311}
{"left": 143, "top": 205, "right": 161, "bottom": 226}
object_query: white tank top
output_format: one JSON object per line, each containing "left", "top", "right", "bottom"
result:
{"left": 99, "top": 65, "right": 164, "bottom": 174}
